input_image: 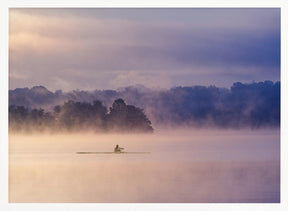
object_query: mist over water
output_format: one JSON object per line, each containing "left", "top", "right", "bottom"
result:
{"left": 9, "top": 129, "right": 280, "bottom": 203}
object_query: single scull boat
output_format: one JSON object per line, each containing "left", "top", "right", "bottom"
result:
{"left": 76, "top": 151, "right": 150, "bottom": 154}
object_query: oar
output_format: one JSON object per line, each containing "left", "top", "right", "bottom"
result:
{"left": 76, "top": 152, "right": 150, "bottom": 154}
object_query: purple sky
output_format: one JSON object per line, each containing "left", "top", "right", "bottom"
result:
{"left": 9, "top": 8, "right": 280, "bottom": 91}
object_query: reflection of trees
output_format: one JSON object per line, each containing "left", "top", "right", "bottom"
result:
{"left": 9, "top": 99, "right": 153, "bottom": 133}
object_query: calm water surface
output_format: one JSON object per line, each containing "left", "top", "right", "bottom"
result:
{"left": 9, "top": 129, "right": 280, "bottom": 203}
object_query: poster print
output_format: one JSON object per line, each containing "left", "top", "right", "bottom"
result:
{"left": 9, "top": 8, "right": 280, "bottom": 203}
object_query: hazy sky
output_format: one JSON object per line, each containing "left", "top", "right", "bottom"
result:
{"left": 9, "top": 8, "right": 280, "bottom": 91}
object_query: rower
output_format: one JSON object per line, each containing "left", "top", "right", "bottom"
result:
{"left": 114, "top": 144, "right": 124, "bottom": 153}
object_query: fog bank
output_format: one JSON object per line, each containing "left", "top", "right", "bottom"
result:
{"left": 9, "top": 81, "right": 280, "bottom": 129}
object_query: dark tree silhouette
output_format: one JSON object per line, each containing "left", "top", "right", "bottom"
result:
{"left": 9, "top": 81, "right": 280, "bottom": 131}
{"left": 105, "top": 98, "right": 153, "bottom": 132}
{"left": 9, "top": 105, "right": 29, "bottom": 131}
{"left": 126, "top": 105, "right": 153, "bottom": 132}
{"left": 53, "top": 100, "right": 107, "bottom": 131}
{"left": 9, "top": 99, "right": 153, "bottom": 133}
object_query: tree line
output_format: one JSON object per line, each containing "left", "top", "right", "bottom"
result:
{"left": 9, "top": 98, "right": 154, "bottom": 133}
{"left": 150, "top": 81, "right": 280, "bottom": 128}
{"left": 9, "top": 81, "right": 280, "bottom": 129}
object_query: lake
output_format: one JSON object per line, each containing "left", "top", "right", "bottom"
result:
{"left": 9, "top": 129, "right": 280, "bottom": 203}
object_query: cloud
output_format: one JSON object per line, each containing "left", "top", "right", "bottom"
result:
{"left": 9, "top": 8, "right": 280, "bottom": 91}
{"left": 109, "top": 70, "right": 172, "bottom": 89}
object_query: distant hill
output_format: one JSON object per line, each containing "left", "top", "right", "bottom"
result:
{"left": 9, "top": 81, "right": 280, "bottom": 129}
{"left": 9, "top": 86, "right": 60, "bottom": 110}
